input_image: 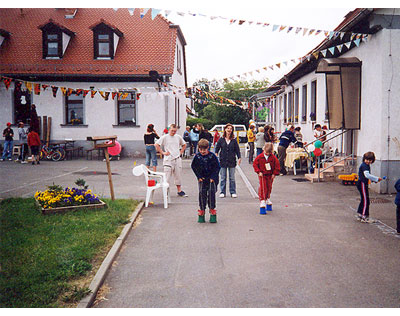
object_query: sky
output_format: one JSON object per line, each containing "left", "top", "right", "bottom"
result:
{"left": 165, "top": 6, "right": 353, "bottom": 86}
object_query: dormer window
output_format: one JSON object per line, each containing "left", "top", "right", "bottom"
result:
{"left": 90, "top": 20, "right": 123, "bottom": 60}
{"left": 39, "top": 20, "right": 75, "bottom": 59}
{"left": 0, "top": 29, "right": 11, "bottom": 48}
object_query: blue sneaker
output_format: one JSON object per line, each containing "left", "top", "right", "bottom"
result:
{"left": 177, "top": 191, "right": 188, "bottom": 197}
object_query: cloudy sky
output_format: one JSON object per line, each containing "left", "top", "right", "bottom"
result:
{"left": 166, "top": 6, "right": 353, "bottom": 86}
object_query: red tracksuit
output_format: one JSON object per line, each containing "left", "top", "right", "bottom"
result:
{"left": 253, "top": 152, "right": 280, "bottom": 201}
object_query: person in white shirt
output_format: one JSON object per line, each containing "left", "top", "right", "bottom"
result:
{"left": 155, "top": 124, "right": 187, "bottom": 197}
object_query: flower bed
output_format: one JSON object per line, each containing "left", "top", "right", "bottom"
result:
{"left": 35, "top": 187, "right": 106, "bottom": 214}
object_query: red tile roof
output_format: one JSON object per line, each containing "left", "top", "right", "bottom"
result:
{"left": 0, "top": 8, "right": 183, "bottom": 76}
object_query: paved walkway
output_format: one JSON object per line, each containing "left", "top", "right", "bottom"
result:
{"left": 1, "top": 155, "right": 399, "bottom": 307}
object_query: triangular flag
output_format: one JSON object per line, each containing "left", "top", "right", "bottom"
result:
{"left": 41, "top": 84, "right": 49, "bottom": 91}
{"left": 34, "top": 83, "right": 41, "bottom": 95}
{"left": 354, "top": 38, "right": 361, "bottom": 47}
{"left": 75, "top": 89, "right": 83, "bottom": 96}
{"left": 176, "top": 12, "right": 185, "bottom": 17}
{"left": 303, "top": 28, "right": 309, "bottom": 36}
{"left": 248, "top": 21, "right": 253, "bottom": 25}
{"left": 127, "top": 8, "right": 135, "bottom": 16}
{"left": 210, "top": 16, "right": 218, "bottom": 20}
{"left": 15, "top": 81, "right": 22, "bottom": 92}
{"left": 337, "top": 44, "right": 344, "bottom": 53}
{"left": 263, "top": 67, "right": 268, "bottom": 71}
{"left": 307, "top": 55, "right": 311, "bottom": 61}
{"left": 283, "top": 61, "right": 288, "bottom": 66}
{"left": 329, "top": 31, "right": 334, "bottom": 39}
{"left": 164, "top": 10, "right": 171, "bottom": 17}
{"left": 295, "top": 27, "right": 302, "bottom": 34}
{"left": 315, "top": 30, "right": 322, "bottom": 36}
{"left": 328, "top": 47, "right": 335, "bottom": 55}
{"left": 112, "top": 92, "right": 118, "bottom": 100}
{"left": 256, "top": 69, "right": 260, "bottom": 73}
{"left": 238, "top": 20, "right": 245, "bottom": 25}
{"left": 272, "top": 25, "right": 279, "bottom": 32}
{"left": 321, "top": 49, "right": 327, "bottom": 57}
{"left": 287, "top": 26, "right": 293, "bottom": 33}
{"left": 249, "top": 71, "right": 253, "bottom": 76}
{"left": 344, "top": 41, "right": 352, "bottom": 49}
{"left": 340, "top": 32, "right": 346, "bottom": 40}
{"left": 269, "top": 65, "right": 274, "bottom": 70}
{"left": 276, "top": 63, "right": 281, "bottom": 68}
{"left": 83, "top": 90, "right": 90, "bottom": 97}
{"left": 51, "top": 86, "right": 58, "bottom": 97}
{"left": 291, "top": 59, "right": 296, "bottom": 63}
{"left": 324, "top": 31, "right": 329, "bottom": 37}
{"left": 140, "top": 8, "right": 150, "bottom": 18}
{"left": 279, "top": 25, "right": 287, "bottom": 32}
{"left": 350, "top": 33, "right": 356, "bottom": 40}
{"left": 151, "top": 9, "right": 161, "bottom": 20}
{"left": 256, "top": 22, "right": 262, "bottom": 26}
{"left": 230, "top": 19, "right": 236, "bottom": 24}
{"left": 60, "top": 87, "right": 67, "bottom": 96}
{"left": 91, "top": 90, "right": 97, "bottom": 98}
{"left": 313, "top": 52, "right": 319, "bottom": 59}
{"left": 67, "top": 88, "right": 74, "bottom": 96}
{"left": 2, "top": 77, "right": 12, "bottom": 90}
{"left": 308, "top": 29, "right": 315, "bottom": 35}
{"left": 263, "top": 23, "right": 269, "bottom": 27}
{"left": 25, "top": 81, "right": 32, "bottom": 92}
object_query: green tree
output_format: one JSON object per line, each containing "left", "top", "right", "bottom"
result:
{"left": 190, "top": 78, "right": 269, "bottom": 127}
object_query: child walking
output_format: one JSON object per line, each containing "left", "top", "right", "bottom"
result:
{"left": 27, "top": 128, "right": 41, "bottom": 165}
{"left": 191, "top": 139, "right": 221, "bottom": 223}
{"left": 356, "top": 152, "right": 382, "bottom": 223}
{"left": 253, "top": 143, "right": 280, "bottom": 210}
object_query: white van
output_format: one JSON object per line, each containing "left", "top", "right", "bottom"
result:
{"left": 209, "top": 124, "right": 247, "bottom": 143}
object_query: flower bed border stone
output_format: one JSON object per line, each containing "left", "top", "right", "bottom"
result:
{"left": 35, "top": 199, "right": 107, "bottom": 215}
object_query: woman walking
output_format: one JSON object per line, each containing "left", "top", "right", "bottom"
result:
{"left": 144, "top": 124, "right": 160, "bottom": 171}
{"left": 215, "top": 123, "right": 242, "bottom": 198}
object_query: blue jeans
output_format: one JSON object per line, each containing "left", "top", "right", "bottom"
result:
{"left": 256, "top": 148, "right": 263, "bottom": 157}
{"left": 145, "top": 145, "right": 158, "bottom": 167}
{"left": 1, "top": 140, "right": 13, "bottom": 159}
{"left": 220, "top": 167, "right": 236, "bottom": 195}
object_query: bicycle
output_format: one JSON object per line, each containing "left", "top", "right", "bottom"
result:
{"left": 39, "top": 144, "right": 63, "bottom": 161}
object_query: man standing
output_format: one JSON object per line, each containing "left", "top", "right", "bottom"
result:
{"left": 247, "top": 124, "right": 256, "bottom": 164}
{"left": 156, "top": 124, "right": 188, "bottom": 197}
{"left": 277, "top": 125, "right": 297, "bottom": 175}
{"left": 17, "top": 122, "right": 28, "bottom": 163}
{"left": 1, "top": 122, "right": 14, "bottom": 161}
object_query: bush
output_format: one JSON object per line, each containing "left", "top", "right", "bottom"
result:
{"left": 186, "top": 117, "right": 215, "bottom": 130}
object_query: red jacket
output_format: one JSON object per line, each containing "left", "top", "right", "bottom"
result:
{"left": 253, "top": 152, "right": 280, "bottom": 176}
{"left": 27, "top": 131, "right": 41, "bottom": 147}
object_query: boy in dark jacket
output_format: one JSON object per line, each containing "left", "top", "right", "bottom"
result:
{"left": 356, "top": 152, "right": 382, "bottom": 223}
{"left": 1, "top": 122, "right": 14, "bottom": 161}
{"left": 277, "top": 125, "right": 297, "bottom": 175}
{"left": 395, "top": 178, "right": 400, "bottom": 234}
{"left": 253, "top": 143, "right": 280, "bottom": 211}
{"left": 191, "top": 139, "right": 221, "bottom": 223}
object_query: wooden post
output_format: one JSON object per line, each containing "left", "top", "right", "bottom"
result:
{"left": 42, "top": 116, "right": 47, "bottom": 143}
{"left": 103, "top": 148, "right": 115, "bottom": 201}
{"left": 46, "top": 117, "right": 51, "bottom": 147}
{"left": 89, "top": 136, "right": 118, "bottom": 201}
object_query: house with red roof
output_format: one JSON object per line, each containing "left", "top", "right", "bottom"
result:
{"left": 0, "top": 8, "right": 188, "bottom": 156}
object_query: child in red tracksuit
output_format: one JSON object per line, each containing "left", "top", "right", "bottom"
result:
{"left": 253, "top": 143, "right": 280, "bottom": 208}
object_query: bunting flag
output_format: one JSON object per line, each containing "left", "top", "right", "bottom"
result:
{"left": 60, "top": 87, "right": 67, "bottom": 96}
{"left": 303, "top": 28, "right": 309, "bottom": 36}
{"left": 230, "top": 19, "right": 236, "bottom": 24}
{"left": 324, "top": 31, "right": 329, "bottom": 37}
{"left": 136, "top": 93, "right": 141, "bottom": 100}
{"left": 34, "top": 83, "right": 41, "bottom": 95}
{"left": 164, "top": 10, "right": 171, "bottom": 17}
{"left": 309, "top": 29, "right": 315, "bottom": 35}
{"left": 75, "top": 89, "right": 83, "bottom": 96}
{"left": 279, "top": 25, "right": 287, "bottom": 32}
{"left": 128, "top": 8, "right": 135, "bottom": 16}
{"left": 67, "top": 88, "right": 74, "bottom": 96}
{"left": 41, "top": 84, "right": 49, "bottom": 91}
{"left": 120, "top": 92, "right": 129, "bottom": 100}
{"left": 328, "top": 47, "right": 335, "bottom": 55}
{"left": 295, "top": 27, "right": 302, "bottom": 34}
{"left": 340, "top": 32, "right": 346, "bottom": 40}
{"left": 112, "top": 92, "right": 118, "bottom": 100}
{"left": 15, "top": 81, "right": 22, "bottom": 92}
{"left": 321, "top": 49, "right": 327, "bottom": 57}
{"left": 91, "top": 90, "right": 97, "bottom": 98}
{"left": 337, "top": 44, "right": 344, "bottom": 53}
{"left": 238, "top": 20, "right": 245, "bottom": 25}
{"left": 83, "top": 90, "right": 90, "bottom": 97}
{"left": 354, "top": 38, "right": 361, "bottom": 47}
{"left": 25, "top": 81, "right": 32, "bottom": 92}
{"left": 315, "top": 30, "right": 322, "bottom": 36}
{"left": 51, "top": 86, "right": 58, "bottom": 97}
{"left": 276, "top": 63, "right": 281, "bottom": 68}
{"left": 313, "top": 52, "right": 319, "bottom": 59}
{"left": 287, "top": 26, "right": 293, "bottom": 33}
{"left": 2, "top": 77, "right": 12, "bottom": 90}
{"left": 140, "top": 8, "right": 149, "bottom": 18}
{"left": 329, "top": 31, "right": 334, "bottom": 39}
{"left": 151, "top": 9, "right": 161, "bottom": 19}
{"left": 344, "top": 41, "right": 352, "bottom": 49}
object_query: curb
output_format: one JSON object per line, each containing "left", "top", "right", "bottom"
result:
{"left": 77, "top": 201, "right": 144, "bottom": 308}
{"left": 236, "top": 165, "right": 258, "bottom": 199}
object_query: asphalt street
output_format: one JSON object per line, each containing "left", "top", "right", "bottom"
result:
{"left": 1, "top": 155, "right": 399, "bottom": 307}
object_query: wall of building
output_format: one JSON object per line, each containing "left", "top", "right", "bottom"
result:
{"left": 0, "top": 80, "right": 185, "bottom": 157}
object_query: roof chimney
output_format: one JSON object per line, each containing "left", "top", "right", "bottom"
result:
{"left": 64, "top": 8, "right": 77, "bottom": 19}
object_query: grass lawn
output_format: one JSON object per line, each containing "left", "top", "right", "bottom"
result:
{"left": 0, "top": 197, "right": 139, "bottom": 307}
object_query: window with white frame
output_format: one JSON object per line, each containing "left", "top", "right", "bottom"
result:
{"left": 302, "top": 84, "right": 307, "bottom": 122}
{"left": 310, "top": 80, "right": 317, "bottom": 121}
{"left": 65, "top": 92, "right": 84, "bottom": 125}
{"left": 283, "top": 94, "right": 287, "bottom": 123}
{"left": 117, "top": 92, "right": 136, "bottom": 125}
{"left": 294, "top": 88, "right": 299, "bottom": 123}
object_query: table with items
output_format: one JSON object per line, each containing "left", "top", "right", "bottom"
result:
{"left": 285, "top": 147, "right": 309, "bottom": 175}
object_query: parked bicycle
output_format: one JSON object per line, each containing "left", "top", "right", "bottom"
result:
{"left": 39, "top": 144, "right": 64, "bottom": 161}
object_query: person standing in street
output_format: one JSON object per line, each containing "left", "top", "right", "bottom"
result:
{"left": 144, "top": 124, "right": 160, "bottom": 171}
{"left": 215, "top": 123, "right": 241, "bottom": 198}
{"left": 155, "top": 124, "right": 187, "bottom": 197}
{"left": 277, "top": 125, "right": 297, "bottom": 175}
{"left": 191, "top": 139, "right": 221, "bottom": 223}
{"left": 27, "top": 127, "right": 41, "bottom": 165}
{"left": 247, "top": 124, "right": 256, "bottom": 164}
{"left": 17, "top": 122, "right": 28, "bottom": 163}
{"left": 255, "top": 126, "right": 266, "bottom": 157}
{"left": 1, "top": 122, "right": 14, "bottom": 161}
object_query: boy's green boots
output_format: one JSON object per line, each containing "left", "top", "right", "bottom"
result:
{"left": 198, "top": 210, "right": 205, "bottom": 223}
{"left": 210, "top": 209, "right": 217, "bottom": 223}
